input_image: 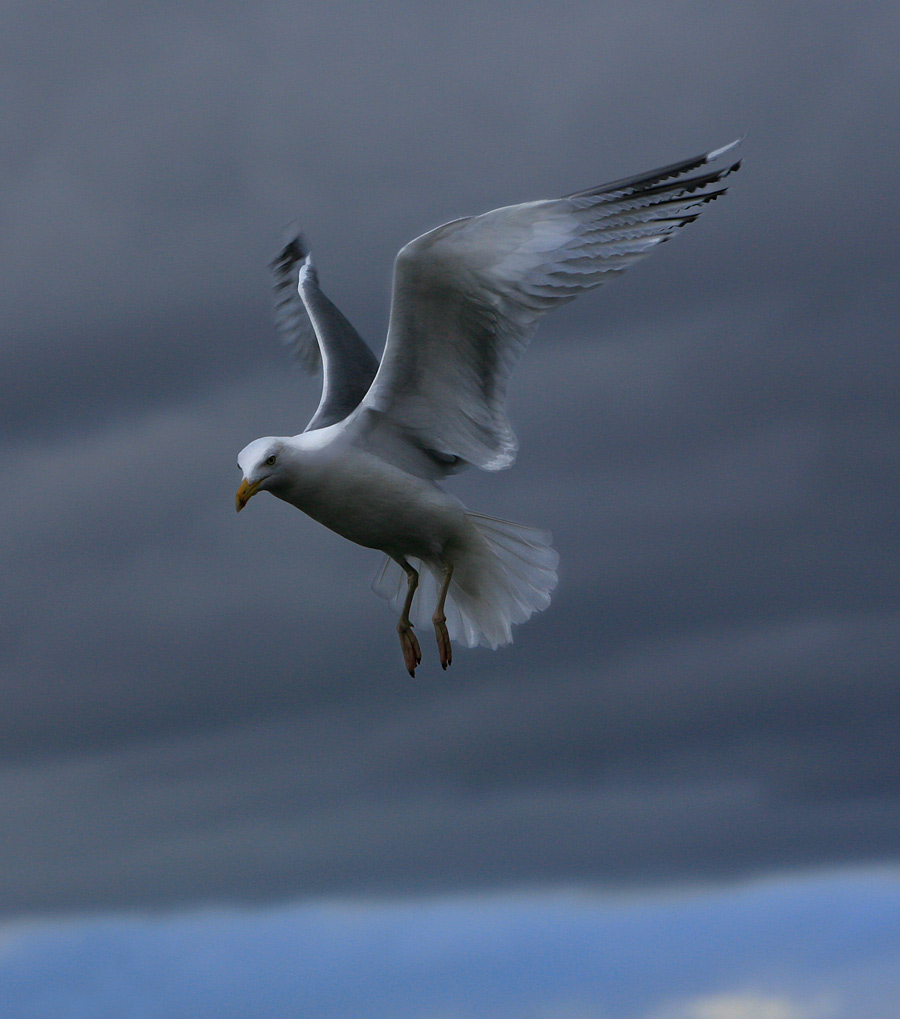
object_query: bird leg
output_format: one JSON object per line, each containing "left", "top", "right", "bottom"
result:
{"left": 396, "top": 559, "right": 422, "bottom": 677}
{"left": 433, "top": 560, "right": 454, "bottom": 670}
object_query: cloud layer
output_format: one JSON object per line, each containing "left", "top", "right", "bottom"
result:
{"left": 4, "top": 2, "right": 900, "bottom": 914}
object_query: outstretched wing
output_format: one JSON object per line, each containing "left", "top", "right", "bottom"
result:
{"left": 269, "top": 234, "right": 379, "bottom": 431}
{"left": 355, "top": 140, "right": 741, "bottom": 473}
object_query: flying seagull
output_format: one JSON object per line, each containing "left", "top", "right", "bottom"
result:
{"left": 236, "top": 140, "right": 741, "bottom": 675}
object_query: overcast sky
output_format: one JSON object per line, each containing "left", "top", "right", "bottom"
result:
{"left": 4, "top": 4, "right": 900, "bottom": 1007}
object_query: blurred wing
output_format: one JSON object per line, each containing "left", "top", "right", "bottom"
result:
{"left": 357, "top": 140, "right": 741, "bottom": 471}
{"left": 270, "top": 234, "right": 379, "bottom": 431}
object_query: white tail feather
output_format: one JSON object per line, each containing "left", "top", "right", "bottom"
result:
{"left": 372, "top": 513, "right": 559, "bottom": 649}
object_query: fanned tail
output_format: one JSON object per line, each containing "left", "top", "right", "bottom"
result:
{"left": 372, "top": 513, "right": 559, "bottom": 650}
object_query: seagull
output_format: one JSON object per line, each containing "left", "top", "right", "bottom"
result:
{"left": 236, "top": 140, "right": 741, "bottom": 675}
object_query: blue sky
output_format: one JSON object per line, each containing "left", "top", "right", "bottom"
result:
{"left": 4, "top": 868, "right": 899, "bottom": 1019}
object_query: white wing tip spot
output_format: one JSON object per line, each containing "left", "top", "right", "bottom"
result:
{"left": 297, "top": 254, "right": 315, "bottom": 290}
{"left": 706, "top": 137, "right": 744, "bottom": 162}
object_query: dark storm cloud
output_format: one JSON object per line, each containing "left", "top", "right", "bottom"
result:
{"left": 3, "top": 608, "right": 900, "bottom": 913}
{"left": 3, "top": 2, "right": 900, "bottom": 914}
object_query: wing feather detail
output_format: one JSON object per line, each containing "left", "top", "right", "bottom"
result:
{"left": 357, "top": 141, "right": 741, "bottom": 472}
{"left": 270, "top": 233, "right": 321, "bottom": 372}
{"left": 269, "top": 234, "right": 379, "bottom": 431}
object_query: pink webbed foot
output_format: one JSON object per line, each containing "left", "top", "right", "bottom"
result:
{"left": 433, "top": 613, "right": 452, "bottom": 670}
{"left": 398, "top": 621, "right": 422, "bottom": 677}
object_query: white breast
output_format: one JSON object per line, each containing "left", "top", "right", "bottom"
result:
{"left": 278, "top": 440, "right": 469, "bottom": 560}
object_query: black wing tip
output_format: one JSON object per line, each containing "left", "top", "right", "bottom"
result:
{"left": 633, "top": 159, "right": 740, "bottom": 204}
{"left": 269, "top": 227, "right": 310, "bottom": 274}
{"left": 569, "top": 136, "right": 744, "bottom": 202}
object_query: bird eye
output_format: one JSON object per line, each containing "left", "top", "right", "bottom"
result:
{"left": 265, "top": 454, "right": 277, "bottom": 465}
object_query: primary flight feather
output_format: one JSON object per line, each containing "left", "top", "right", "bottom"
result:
{"left": 237, "top": 140, "right": 742, "bottom": 675}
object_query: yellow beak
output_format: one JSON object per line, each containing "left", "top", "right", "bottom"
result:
{"left": 235, "top": 478, "right": 262, "bottom": 513}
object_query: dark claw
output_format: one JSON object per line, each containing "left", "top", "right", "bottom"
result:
{"left": 434, "top": 616, "right": 452, "bottom": 670}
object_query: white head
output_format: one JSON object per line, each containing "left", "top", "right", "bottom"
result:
{"left": 235, "top": 436, "right": 288, "bottom": 512}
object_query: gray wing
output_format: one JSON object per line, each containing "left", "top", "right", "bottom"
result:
{"left": 270, "top": 234, "right": 379, "bottom": 431}
{"left": 354, "top": 140, "right": 741, "bottom": 474}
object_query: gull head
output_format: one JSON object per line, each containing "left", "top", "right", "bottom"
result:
{"left": 235, "top": 436, "right": 288, "bottom": 512}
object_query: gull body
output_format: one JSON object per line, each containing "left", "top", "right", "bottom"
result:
{"left": 238, "top": 430, "right": 471, "bottom": 561}
{"left": 236, "top": 141, "right": 742, "bottom": 674}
